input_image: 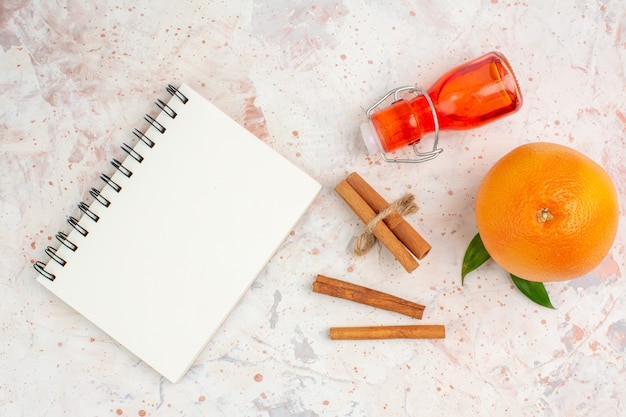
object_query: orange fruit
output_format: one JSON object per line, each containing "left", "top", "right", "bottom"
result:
{"left": 475, "top": 142, "right": 619, "bottom": 282}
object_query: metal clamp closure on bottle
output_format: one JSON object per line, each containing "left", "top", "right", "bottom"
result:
{"left": 365, "top": 86, "right": 443, "bottom": 163}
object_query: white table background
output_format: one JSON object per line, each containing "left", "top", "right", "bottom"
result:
{"left": 1, "top": 1, "right": 625, "bottom": 416}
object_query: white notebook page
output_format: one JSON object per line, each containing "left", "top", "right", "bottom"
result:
{"left": 37, "top": 84, "right": 321, "bottom": 383}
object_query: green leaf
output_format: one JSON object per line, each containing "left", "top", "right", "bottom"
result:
{"left": 461, "top": 233, "right": 491, "bottom": 284}
{"left": 509, "top": 274, "right": 555, "bottom": 309}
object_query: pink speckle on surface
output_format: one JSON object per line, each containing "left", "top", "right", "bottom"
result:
{"left": 615, "top": 109, "right": 626, "bottom": 129}
{"left": 608, "top": 321, "right": 626, "bottom": 351}
{"left": 561, "top": 324, "right": 585, "bottom": 350}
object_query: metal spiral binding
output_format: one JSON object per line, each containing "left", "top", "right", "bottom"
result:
{"left": 133, "top": 129, "right": 155, "bottom": 148}
{"left": 78, "top": 202, "right": 100, "bottom": 222}
{"left": 100, "top": 174, "right": 122, "bottom": 193}
{"left": 34, "top": 262, "right": 55, "bottom": 281}
{"left": 68, "top": 216, "right": 89, "bottom": 237}
{"left": 33, "top": 84, "right": 190, "bottom": 281}
{"left": 56, "top": 231, "right": 77, "bottom": 251}
{"left": 156, "top": 99, "right": 177, "bottom": 119}
{"left": 45, "top": 246, "right": 66, "bottom": 266}
{"left": 121, "top": 143, "right": 144, "bottom": 163}
{"left": 111, "top": 159, "right": 133, "bottom": 178}
{"left": 167, "top": 84, "right": 189, "bottom": 104}
{"left": 90, "top": 188, "right": 111, "bottom": 207}
{"left": 144, "top": 115, "right": 166, "bottom": 134}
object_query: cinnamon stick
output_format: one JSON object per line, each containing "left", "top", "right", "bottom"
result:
{"left": 329, "top": 325, "right": 445, "bottom": 340}
{"left": 313, "top": 274, "right": 424, "bottom": 319}
{"left": 346, "top": 172, "right": 431, "bottom": 260}
{"left": 335, "top": 180, "right": 419, "bottom": 273}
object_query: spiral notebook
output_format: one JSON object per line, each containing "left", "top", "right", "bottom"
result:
{"left": 34, "top": 84, "right": 321, "bottom": 383}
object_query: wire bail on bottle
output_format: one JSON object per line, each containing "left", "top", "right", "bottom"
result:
{"left": 365, "top": 86, "right": 443, "bottom": 164}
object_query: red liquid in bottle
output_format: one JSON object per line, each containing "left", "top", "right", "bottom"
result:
{"left": 364, "top": 52, "right": 523, "bottom": 154}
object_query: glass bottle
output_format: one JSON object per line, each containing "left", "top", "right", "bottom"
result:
{"left": 361, "top": 51, "right": 523, "bottom": 162}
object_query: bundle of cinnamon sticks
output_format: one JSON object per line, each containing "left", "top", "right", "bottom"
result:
{"left": 334, "top": 172, "right": 431, "bottom": 273}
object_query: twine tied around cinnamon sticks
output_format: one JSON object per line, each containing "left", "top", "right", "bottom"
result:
{"left": 354, "top": 193, "right": 417, "bottom": 256}
{"left": 335, "top": 172, "right": 431, "bottom": 273}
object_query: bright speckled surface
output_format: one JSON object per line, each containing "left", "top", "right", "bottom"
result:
{"left": 1, "top": 1, "right": 625, "bottom": 416}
